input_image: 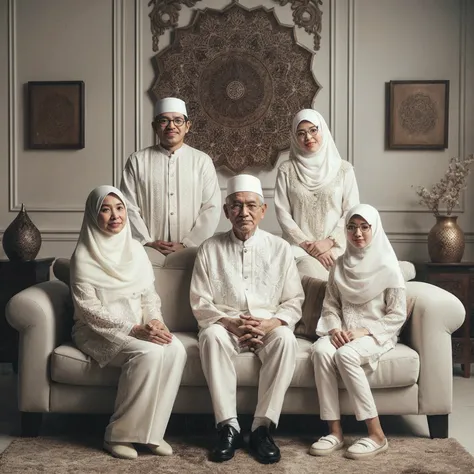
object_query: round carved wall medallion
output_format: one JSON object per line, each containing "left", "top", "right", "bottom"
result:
{"left": 152, "top": 3, "right": 320, "bottom": 173}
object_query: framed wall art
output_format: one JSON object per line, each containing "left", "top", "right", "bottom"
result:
{"left": 28, "top": 81, "right": 85, "bottom": 149}
{"left": 386, "top": 80, "right": 449, "bottom": 150}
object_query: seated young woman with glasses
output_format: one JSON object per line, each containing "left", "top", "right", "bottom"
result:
{"left": 309, "top": 204, "right": 407, "bottom": 460}
{"left": 274, "top": 109, "right": 360, "bottom": 280}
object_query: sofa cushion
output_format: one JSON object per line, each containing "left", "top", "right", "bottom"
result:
{"left": 295, "top": 276, "right": 326, "bottom": 342}
{"left": 53, "top": 258, "right": 71, "bottom": 287}
{"left": 52, "top": 335, "right": 419, "bottom": 390}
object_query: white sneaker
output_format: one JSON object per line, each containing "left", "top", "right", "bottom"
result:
{"left": 345, "top": 437, "right": 388, "bottom": 460}
{"left": 147, "top": 439, "right": 173, "bottom": 456}
{"left": 309, "top": 435, "right": 344, "bottom": 456}
{"left": 103, "top": 441, "right": 138, "bottom": 460}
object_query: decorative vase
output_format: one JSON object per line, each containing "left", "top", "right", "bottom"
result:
{"left": 427, "top": 215, "right": 465, "bottom": 263}
{"left": 2, "top": 204, "right": 42, "bottom": 261}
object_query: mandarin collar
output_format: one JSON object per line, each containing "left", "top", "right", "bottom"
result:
{"left": 229, "top": 227, "right": 261, "bottom": 247}
{"left": 157, "top": 143, "right": 187, "bottom": 158}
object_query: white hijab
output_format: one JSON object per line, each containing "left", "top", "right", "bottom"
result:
{"left": 70, "top": 185, "right": 154, "bottom": 294}
{"left": 290, "top": 109, "right": 342, "bottom": 192}
{"left": 334, "top": 204, "right": 405, "bottom": 305}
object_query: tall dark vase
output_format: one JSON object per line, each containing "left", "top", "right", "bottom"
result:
{"left": 2, "top": 204, "right": 42, "bottom": 261}
{"left": 427, "top": 215, "right": 465, "bottom": 263}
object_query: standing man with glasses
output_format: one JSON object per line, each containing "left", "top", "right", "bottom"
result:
{"left": 121, "top": 97, "right": 221, "bottom": 265}
{"left": 190, "top": 174, "right": 304, "bottom": 465}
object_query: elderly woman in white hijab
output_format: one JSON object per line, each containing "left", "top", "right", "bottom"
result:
{"left": 70, "top": 185, "right": 187, "bottom": 460}
{"left": 275, "top": 109, "right": 359, "bottom": 280}
{"left": 309, "top": 204, "right": 406, "bottom": 460}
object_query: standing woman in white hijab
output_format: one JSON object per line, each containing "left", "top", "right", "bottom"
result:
{"left": 275, "top": 109, "right": 359, "bottom": 280}
{"left": 70, "top": 185, "right": 186, "bottom": 460}
{"left": 310, "top": 204, "right": 406, "bottom": 460}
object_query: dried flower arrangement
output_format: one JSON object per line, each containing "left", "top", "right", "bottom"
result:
{"left": 414, "top": 154, "right": 474, "bottom": 216}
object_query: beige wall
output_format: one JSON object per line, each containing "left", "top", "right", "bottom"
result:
{"left": 0, "top": 0, "right": 473, "bottom": 261}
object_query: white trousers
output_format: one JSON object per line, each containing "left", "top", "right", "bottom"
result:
{"left": 311, "top": 336, "right": 378, "bottom": 422}
{"left": 104, "top": 337, "right": 187, "bottom": 444}
{"left": 199, "top": 324, "right": 298, "bottom": 426}
{"left": 296, "top": 255, "right": 330, "bottom": 280}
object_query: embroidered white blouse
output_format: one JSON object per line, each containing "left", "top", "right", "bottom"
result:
{"left": 71, "top": 283, "right": 163, "bottom": 367}
{"left": 190, "top": 228, "right": 304, "bottom": 330}
{"left": 316, "top": 267, "right": 407, "bottom": 365}
{"left": 120, "top": 144, "right": 221, "bottom": 247}
{"left": 275, "top": 160, "right": 359, "bottom": 256}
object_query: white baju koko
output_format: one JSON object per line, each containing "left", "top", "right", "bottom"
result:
{"left": 311, "top": 204, "right": 406, "bottom": 422}
{"left": 71, "top": 185, "right": 186, "bottom": 445}
{"left": 190, "top": 228, "right": 304, "bottom": 426}
{"left": 275, "top": 109, "right": 359, "bottom": 280}
{"left": 120, "top": 144, "right": 221, "bottom": 248}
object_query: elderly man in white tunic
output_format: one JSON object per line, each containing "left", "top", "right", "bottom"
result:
{"left": 120, "top": 97, "right": 221, "bottom": 266}
{"left": 190, "top": 174, "right": 304, "bottom": 465}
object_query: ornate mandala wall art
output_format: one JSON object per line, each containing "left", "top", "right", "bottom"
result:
{"left": 151, "top": 2, "right": 320, "bottom": 173}
{"left": 276, "top": 0, "right": 323, "bottom": 51}
{"left": 149, "top": 0, "right": 323, "bottom": 52}
{"left": 386, "top": 80, "right": 449, "bottom": 150}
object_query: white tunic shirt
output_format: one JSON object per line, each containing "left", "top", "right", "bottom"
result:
{"left": 316, "top": 267, "right": 407, "bottom": 369}
{"left": 72, "top": 283, "right": 163, "bottom": 367}
{"left": 190, "top": 228, "right": 304, "bottom": 330}
{"left": 275, "top": 160, "right": 359, "bottom": 257}
{"left": 120, "top": 144, "right": 221, "bottom": 247}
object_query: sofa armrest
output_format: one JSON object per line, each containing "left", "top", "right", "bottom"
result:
{"left": 6, "top": 280, "right": 71, "bottom": 412}
{"left": 405, "top": 281, "right": 465, "bottom": 414}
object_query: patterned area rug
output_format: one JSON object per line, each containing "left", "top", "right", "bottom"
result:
{"left": 1, "top": 435, "right": 473, "bottom": 473}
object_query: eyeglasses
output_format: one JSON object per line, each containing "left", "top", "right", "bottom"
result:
{"left": 156, "top": 117, "right": 186, "bottom": 127}
{"left": 228, "top": 202, "right": 262, "bottom": 213}
{"left": 296, "top": 126, "right": 319, "bottom": 139}
{"left": 346, "top": 224, "right": 371, "bottom": 233}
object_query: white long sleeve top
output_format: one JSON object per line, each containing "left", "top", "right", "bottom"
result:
{"left": 71, "top": 283, "right": 163, "bottom": 367}
{"left": 316, "top": 267, "right": 407, "bottom": 363}
{"left": 275, "top": 160, "right": 359, "bottom": 255}
{"left": 190, "top": 228, "right": 304, "bottom": 331}
{"left": 120, "top": 144, "right": 221, "bottom": 247}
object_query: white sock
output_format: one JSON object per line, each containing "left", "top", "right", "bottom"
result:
{"left": 219, "top": 417, "right": 240, "bottom": 433}
{"left": 251, "top": 416, "right": 271, "bottom": 432}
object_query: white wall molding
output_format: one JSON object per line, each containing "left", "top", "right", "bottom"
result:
{"left": 360, "top": 0, "right": 468, "bottom": 214}
{"left": 346, "top": 0, "right": 355, "bottom": 166}
{"left": 113, "top": 0, "right": 125, "bottom": 187}
{"left": 329, "top": 0, "right": 336, "bottom": 136}
{"left": 135, "top": 0, "right": 143, "bottom": 152}
{"left": 7, "top": 0, "right": 17, "bottom": 213}
{"left": 7, "top": 0, "right": 125, "bottom": 212}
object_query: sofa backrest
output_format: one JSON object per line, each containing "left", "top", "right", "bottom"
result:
{"left": 53, "top": 250, "right": 199, "bottom": 333}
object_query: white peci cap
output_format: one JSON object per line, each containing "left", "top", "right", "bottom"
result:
{"left": 154, "top": 97, "right": 188, "bottom": 118}
{"left": 226, "top": 174, "right": 263, "bottom": 199}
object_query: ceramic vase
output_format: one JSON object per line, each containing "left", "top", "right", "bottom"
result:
{"left": 427, "top": 215, "right": 465, "bottom": 263}
{"left": 2, "top": 204, "right": 42, "bottom": 261}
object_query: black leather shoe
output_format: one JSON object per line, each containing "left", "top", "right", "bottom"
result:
{"left": 249, "top": 426, "right": 281, "bottom": 464}
{"left": 210, "top": 424, "right": 243, "bottom": 462}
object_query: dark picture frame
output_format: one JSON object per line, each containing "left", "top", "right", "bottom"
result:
{"left": 28, "top": 81, "right": 85, "bottom": 149}
{"left": 385, "top": 80, "right": 449, "bottom": 150}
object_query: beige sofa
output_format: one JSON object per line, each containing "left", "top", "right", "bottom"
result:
{"left": 6, "top": 250, "right": 465, "bottom": 439}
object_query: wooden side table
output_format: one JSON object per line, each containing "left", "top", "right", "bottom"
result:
{"left": 0, "top": 257, "right": 55, "bottom": 371}
{"left": 414, "top": 262, "right": 474, "bottom": 378}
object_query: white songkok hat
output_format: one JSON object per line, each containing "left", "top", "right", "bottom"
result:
{"left": 154, "top": 97, "right": 188, "bottom": 118}
{"left": 226, "top": 174, "right": 263, "bottom": 199}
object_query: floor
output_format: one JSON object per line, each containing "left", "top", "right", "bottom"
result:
{"left": 0, "top": 363, "right": 473, "bottom": 457}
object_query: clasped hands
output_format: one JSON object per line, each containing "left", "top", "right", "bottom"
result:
{"left": 300, "top": 239, "right": 336, "bottom": 270}
{"left": 146, "top": 240, "right": 185, "bottom": 255}
{"left": 130, "top": 319, "right": 173, "bottom": 345}
{"left": 329, "top": 328, "right": 370, "bottom": 349}
{"left": 221, "top": 314, "right": 282, "bottom": 351}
